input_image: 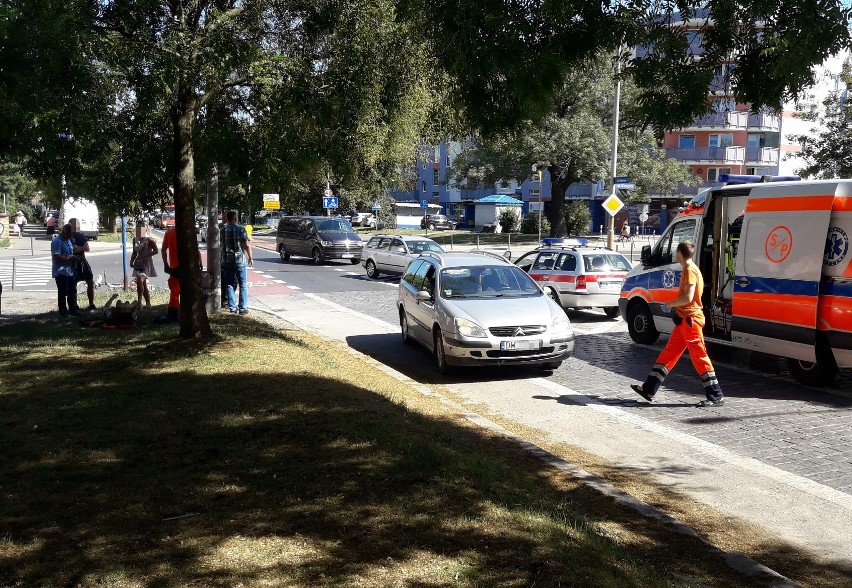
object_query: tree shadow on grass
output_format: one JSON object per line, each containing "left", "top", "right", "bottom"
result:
{"left": 1, "top": 320, "right": 850, "bottom": 587}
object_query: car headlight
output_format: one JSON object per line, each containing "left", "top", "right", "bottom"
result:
{"left": 321, "top": 240, "right": 333, "bottom": 246}
{"left": 550, "top": 313, "right": 571, "bottom": 334}
{"left": 455, "top": 317, "right": 488, "bottom": 338}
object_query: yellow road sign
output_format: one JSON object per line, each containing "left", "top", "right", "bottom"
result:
{"left": 602, "top": 194, "right": 624, "bottom": 216}
{"left": 263, "top": 201, "right": 280, "bottom": 210}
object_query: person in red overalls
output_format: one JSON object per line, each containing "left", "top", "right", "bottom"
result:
{"left": 159, "top": 227, "right": 181, "bottom": 322}
{"left": 631, "top": 240, "right": 725, "bottom": 408}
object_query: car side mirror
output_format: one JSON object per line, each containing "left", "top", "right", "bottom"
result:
{"left": 415, "top": 290, "right": 432, "bottom": 301}
{"left": 502, "top": 250, "right": 512, "bottom": 260}
{"left": 640, "top": 245, "right": 653, "bottom": 266}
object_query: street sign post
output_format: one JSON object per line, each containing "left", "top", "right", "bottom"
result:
{"left": 263, "top": 201, "right": 280, "bottom": 210}
{"left": 639, "top": 212, "right": 648, "bottom": 235}
{"left": 322, "top": 196, "right": 339, "bottom": 209}
{"left": 262, "top": 193, "right": 280, "bottom": 202}
{"left": 323, "top": 188, "right": 333, "bottom": 197}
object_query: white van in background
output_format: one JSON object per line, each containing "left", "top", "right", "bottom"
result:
{"left": 60, "top": 197, "right": 99, "bottom": 240}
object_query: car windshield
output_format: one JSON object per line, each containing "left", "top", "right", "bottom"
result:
{"left": 582, "top": 253, "right": 631, "bottom": 272}
{"left": 407, "top": 240, "right": 444, "bottom": 254}
{"left": 440, "top": 266, "right": 540, "bottom": 299}
{"left": 315, "top": 219, "right": 353, "bottom": 232}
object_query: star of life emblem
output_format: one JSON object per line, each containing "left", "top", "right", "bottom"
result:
{"left": 824, "top": 227, "right": 848, "bottom": 267}
{"left": 662, "top": 269, "right": 677, "bottom": 289}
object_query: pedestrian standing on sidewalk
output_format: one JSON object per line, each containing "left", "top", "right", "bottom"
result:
{"left": 14, "top": 211, "right": 26, "bottom": 239}
{"left": 46, "top": 213, "right": 56, "bottom": 236}
{"left": 220, "top": 210, "right": 253, "bottom": 315}
{"left": 51, "top": 223, "right": 79, "bottom": 317}
{"left": 129, "top": 224, "right": 158, "bottom": 307}
{"left": 69, "top": 218, "right": 96, "bottom": 312}
{"left": 631, "top": 240, "right": 725, "bottom": 407}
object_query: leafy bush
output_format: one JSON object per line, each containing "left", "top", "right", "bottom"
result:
{"left": 564, "top": 201, "right": 591, "bottom": 235}
{"left": 520, "top": 212, "right": 550, "bottom": 235}
{"left": 497, "top": 208, "right": 519, "bottom": 232}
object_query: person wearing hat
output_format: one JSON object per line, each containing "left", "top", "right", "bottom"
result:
{"left": 14, "top": 211, "right": 26, "bottom": 239}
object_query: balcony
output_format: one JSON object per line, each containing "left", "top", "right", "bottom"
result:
{"left": 746, "top": 147, "right": 779, "bottom": 165}
{"left": 747, "top": 113, "right": 780, "bottom": 131}
{"left": 682, "top": 111, "right": 748, "bottom": 131}
{"left": 666, "top": 146, "right": 745, "bottom": 164}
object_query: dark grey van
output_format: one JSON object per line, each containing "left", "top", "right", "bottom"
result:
{"left": 276, "top": 216, "right": 364, "bottom": 264}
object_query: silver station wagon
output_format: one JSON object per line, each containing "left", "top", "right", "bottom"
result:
{"left": 398, "top": 251, "right": 575, "bottom": 374}
{"left": 362, "top": 234, "right": 445, "bottom": 278}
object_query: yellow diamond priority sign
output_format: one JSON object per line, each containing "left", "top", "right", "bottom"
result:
{"left": 602, "top": 194, "right": 624, "bottom": 217}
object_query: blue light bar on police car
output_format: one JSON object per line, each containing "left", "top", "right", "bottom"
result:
{"left": 718, "top": 174, "right": 801, "bottom": 185}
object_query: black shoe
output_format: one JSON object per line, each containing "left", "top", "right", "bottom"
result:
{"left": 631, "top": 384, "right": 654, "bottom": 402}
{"left": 239, "top": 309, "right": 249, "bottom": 315}
{"left": 696, "top": 398, "right": 725, "bottom": 407}
{"left": 87, "top": 304, "right": 97, "bottom": 312}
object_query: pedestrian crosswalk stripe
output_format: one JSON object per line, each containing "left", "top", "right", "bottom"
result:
{"left": 0, "top": 259, "right": 53, "bottom": 287}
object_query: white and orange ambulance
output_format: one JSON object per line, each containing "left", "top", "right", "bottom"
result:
{"left": 619, "top": 177, "right": 852, "bottom": 385}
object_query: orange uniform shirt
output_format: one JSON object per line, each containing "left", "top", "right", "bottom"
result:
{"left": 676, "top": 262, "right": 703, "bottom": 318}
{"left": 162, "top": 228, "right": 179, "bottom": 268}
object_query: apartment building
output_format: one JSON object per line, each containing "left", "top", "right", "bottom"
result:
{"left": 661, "top": 13, "right": 846, "bottom": 198}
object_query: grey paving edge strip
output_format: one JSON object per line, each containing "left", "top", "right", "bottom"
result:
{"left": 256, "top": 305, "right": 803, "bottom": 588}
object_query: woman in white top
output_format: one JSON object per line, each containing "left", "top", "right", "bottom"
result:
{"left": 14, "top": 211, "right": 26, "bottom": 238}
{"left": 129, "top": 225, "right": 159, "bottom": 307}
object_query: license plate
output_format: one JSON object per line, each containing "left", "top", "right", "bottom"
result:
{"left": 500, "top": 339, "right": 541, "bottom": 351}
{"left": 598, "top": 281, "right": 619, "bottom": 290}
{"left": 342, "top": 253, "right": 354, "bottom": 258}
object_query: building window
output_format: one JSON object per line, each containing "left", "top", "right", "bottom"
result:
{"left": 678, "top": 135, "right": 696, "bottom": 149}
{"left": 709, "top": 134, "right": 733, "bottom": 148}
{"left": 421, "top": 181, "right": 426, "bottom": 192}
{"left": 707, "top": 167, "right": 732, "bottom": 182}
{"left": 432, "top": 191, "right": 440, "bottom": 198}
{"left": 433, "top": 168, "right": 440, "bottom": 185}
{"left": 746, "top": 167, "right": 756, "bottom": 175}
{"left": 530, "top": 188, "right": 540, "bottom": 197}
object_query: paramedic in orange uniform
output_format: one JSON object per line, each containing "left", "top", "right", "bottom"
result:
{"left": 160, "top": 226, "right": 181, "bottom": 322}
{"left": 631, "top": 240, "right": 725, "bottom": 407}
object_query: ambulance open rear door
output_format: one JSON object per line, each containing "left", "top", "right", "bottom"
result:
{"left": 730, "top": 185, "right": 835, "bottom": 362}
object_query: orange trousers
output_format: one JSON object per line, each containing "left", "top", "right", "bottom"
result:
{"left": 167, "top": 275, "right": 180, "bottom": 310}
{"left": 641, "top": 315, "right": 723, "bottom": 401}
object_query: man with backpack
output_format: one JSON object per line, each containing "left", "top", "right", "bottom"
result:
{"left": 220, "top": 210, "right": 253, "bottom": 315}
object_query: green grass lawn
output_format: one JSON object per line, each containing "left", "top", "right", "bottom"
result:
{"left": 0, "top": 309, "right": 839, "bottom": 587}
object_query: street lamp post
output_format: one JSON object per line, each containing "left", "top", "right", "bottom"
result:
{"left": 533, "top": 164, "right": 542, "bottom": 243}
{"left": 607, "top": 49, "right": 622, "bottom": 251}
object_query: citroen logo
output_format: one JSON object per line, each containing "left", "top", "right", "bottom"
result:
{"left": 513, "top": 327, "right": 526, "bottom": 337}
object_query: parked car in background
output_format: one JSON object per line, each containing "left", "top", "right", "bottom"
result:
{"left": 160, "top": 212, "right": 175, "bottom": 229}
{"left": 514, "top": 244, "right": 632, "bottom": 318}
{"left": 348, "top": 211, "right": 373, "bottom": 226}
{"left": 420, "top": 214, "right": 457, "bottom": 231}
{"left": 398, "top": 251, "right": 574, "bottom": 374}
{"left": 60, "top": 197, "right": 99, "bottom": 239}
{"left": 276, "top": 215, "right": 363, "bottom": 264}
{"left": 361, "top": 235, "right": 444, "bottom": 278}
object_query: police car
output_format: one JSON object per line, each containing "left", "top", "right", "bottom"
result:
{"left": 514, "top": 239, "right": 632, "bottom": 318}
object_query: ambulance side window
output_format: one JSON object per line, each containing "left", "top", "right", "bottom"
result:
{"left": 657, "top": 220, "right": 697, "bottom": 265}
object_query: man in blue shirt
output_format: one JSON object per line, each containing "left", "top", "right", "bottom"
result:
{"left": 51, "top": 223, "right": 79, "bottom": 317}
{"left": 220, "top": 210, "right": 253, "bottom": 315}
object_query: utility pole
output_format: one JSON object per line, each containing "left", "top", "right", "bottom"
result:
{"left": 532, "top": 164, "right": 542, "bottom": 242}
{"left": 607, "top": 48, "right": 622, "bottom": 250}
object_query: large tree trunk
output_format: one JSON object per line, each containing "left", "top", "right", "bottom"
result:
{"left": 172, "top": 93, "right": 212, "bottom": 338}
{"left": 548, "top": 165, "right": 573, "bottom": 237}
{"left": 206, "top": 163, "right": 221, "bottom": 312}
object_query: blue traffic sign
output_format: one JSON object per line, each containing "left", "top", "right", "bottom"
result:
{"left": 420, "top": 200, "right": 429, "bottom": 208}
{"left": 614, "top": 176, "right": 630, "bottom": 184}
{"left": 322, "top": 196, "right": 339, "bottom": 209}
{"left": 372, "top": 204, "right": 381, "bottom": 211}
